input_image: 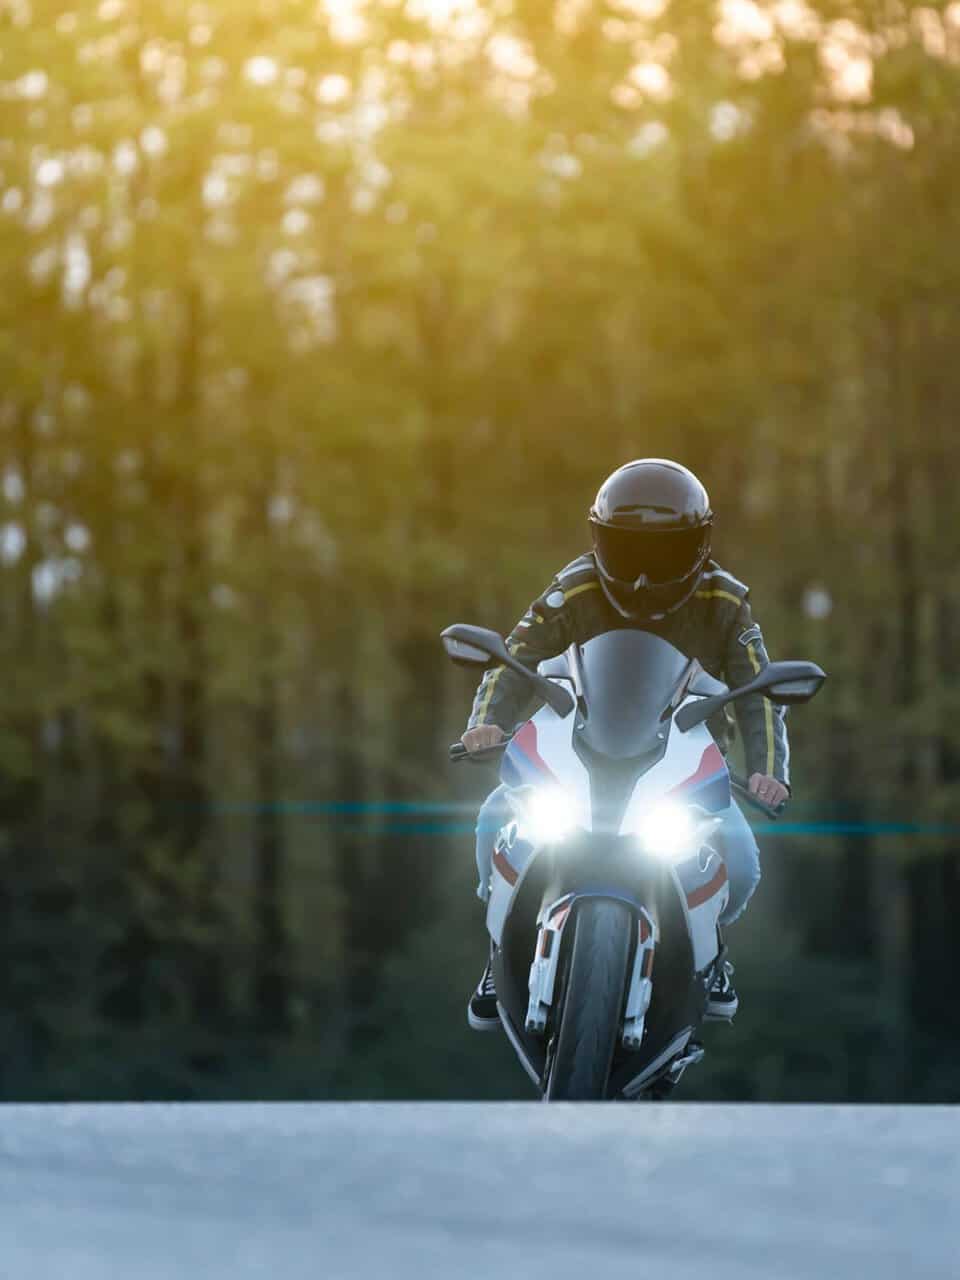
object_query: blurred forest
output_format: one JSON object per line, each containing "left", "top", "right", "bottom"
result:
{"left": 1, "top": 0, "right": 959, "bottom": 1102}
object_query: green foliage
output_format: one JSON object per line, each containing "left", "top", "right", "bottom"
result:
{"left": 0, "top": 0, "right": 958, "bottom": 1099}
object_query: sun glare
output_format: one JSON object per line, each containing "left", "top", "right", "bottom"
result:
{"left": 715, "top": 0, "right": 775, "bottom": 45}
{"left": 319, "top": 0, "right": 369, "bottom": 44}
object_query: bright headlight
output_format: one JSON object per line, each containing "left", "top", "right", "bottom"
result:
{"left": 636, "top": 803, "right": 699, "bottom": 859}
{"left": 516, "top": 787, "right": 577, "bottom": 845}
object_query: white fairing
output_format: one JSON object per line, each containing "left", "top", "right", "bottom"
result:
{"left": 618, "top": 714, "right": 716, "bottom": 837}
{"left": 485, "top": 698, "right": 588, "bottom": 947}
{"left": 672, "top": 850, "right": 729, "bottom": 972}
{"left": 485, "top": 825, "right": 528, "bottom": 947}
{"left": 517, "top": 703, "right": 592, "bottom": 827}
{"left": 487, "top": 692, "right": 729, "bottom": 965}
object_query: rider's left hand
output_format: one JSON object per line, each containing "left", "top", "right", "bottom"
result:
{"left": 748, "top": 774, "right": 789, "bottom": 807}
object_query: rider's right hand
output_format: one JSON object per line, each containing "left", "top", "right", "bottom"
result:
{"left": 461, "top": 725, "right": 506, "bottom": 753}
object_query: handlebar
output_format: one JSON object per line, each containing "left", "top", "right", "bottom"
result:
{"left": 729, "top": 771, "right": 787, "bottom": 820}
{"left": 448, "top": 740, "right": 511, "bottom": 764}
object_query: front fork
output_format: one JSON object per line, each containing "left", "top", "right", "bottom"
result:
{"left": 525, "top": 895, "right": 658, "bottom": 1051}
{"left": 524, "top": 894, "right": 574, "bottom": 1035}
{"left": 622, "top": 909, "right": 657, "bottom": 1049}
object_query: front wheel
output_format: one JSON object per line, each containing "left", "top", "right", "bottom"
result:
{"left": 544, "top": 898, "right": 633, "bottom": 1101}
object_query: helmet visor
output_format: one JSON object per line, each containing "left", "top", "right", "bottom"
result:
{"left": 593, "top": 524, "right": 710, "bottom": 586}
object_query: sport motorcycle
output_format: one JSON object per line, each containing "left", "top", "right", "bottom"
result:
{"left": 444, "top": 624, "right": 825, "bottom": 1101}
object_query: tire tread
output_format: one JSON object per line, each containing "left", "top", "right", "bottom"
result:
{"left": 547, "top": 899, "right": 632, "bottom": 1101}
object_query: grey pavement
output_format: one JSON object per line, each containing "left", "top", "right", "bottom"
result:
{"left": 0, "top": 1103, "right": 956, "bottom": 1279}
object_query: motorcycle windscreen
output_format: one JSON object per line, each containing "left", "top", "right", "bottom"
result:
{"left": 576, "top": 629, "right": 690, "bottom": 759}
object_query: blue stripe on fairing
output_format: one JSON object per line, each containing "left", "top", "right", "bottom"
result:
{"left": 681, "top": 770, "right": 730, "bottom": 814}
{"left": 500, "top": 754, "right": 523, "bottom": 787}
{"left": 500, "top": 743, "right": 543, "bottom": 788}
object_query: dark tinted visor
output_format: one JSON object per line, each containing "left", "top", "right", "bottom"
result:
{"left": 593, "top": 524, "right": 709, "bottom": 585}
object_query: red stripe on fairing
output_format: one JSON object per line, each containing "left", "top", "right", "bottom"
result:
{"left": 513, "top": 720, "right": 557, "bottom": 782}
{"left": 668, "top": 743, "right": 726, "bottom": 797}
{"left": 686, "top": 863, "right": 728, "bottom": 910}
{"left": 493, "top": 848, "right": 518, "bottom": 886}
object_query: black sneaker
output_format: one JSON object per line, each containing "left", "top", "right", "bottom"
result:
{"left": 704, "top": 961, "right": 739, "bottom": 1020}
{"left": 467, "top": 959, "right": 500, "bottom": 1032}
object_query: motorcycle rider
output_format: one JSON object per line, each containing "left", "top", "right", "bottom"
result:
{"left": 462, "top": 459, "right": 789, "bottom": 1030}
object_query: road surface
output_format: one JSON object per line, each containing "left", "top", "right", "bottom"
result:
{"left": 0, "top": 1103, "right": 956, "bottom": 1278}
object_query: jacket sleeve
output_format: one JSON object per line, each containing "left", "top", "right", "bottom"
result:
{"left": 722, "top": 599, "right": 791, "bottom": 787}
{"left": 466, "top": 580, "right": 573, "bottom": 733}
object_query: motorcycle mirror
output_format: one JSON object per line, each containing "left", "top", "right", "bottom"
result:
{"left": 675, "top": 660, "right": 826, "bottom": 732}
{"left": 441, "top": 624, "right": 510, "bottom": 668}
{"left": 441, "top": 623, "right": 575, "bottom": 719}
{"left": 756, "top": 662, "right": 826, "bottom": 704}
{"left": 442, "top": 636, "right": 492, "bottom": 667}
{"left": 765, "top": 674, "right": 825, "bottom": 703}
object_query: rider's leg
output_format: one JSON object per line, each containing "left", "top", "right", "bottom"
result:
{"left": 475, "top": 783, "right": 510, "bottom": 902}
{"left": 716, "top": 799, "right": 761, "bottom": 926}
{"left": 706, "top": 800, "right": 760, "bottom": 1019}
{"left": 469, "top": 784, "right": 511, "bottom": 1030}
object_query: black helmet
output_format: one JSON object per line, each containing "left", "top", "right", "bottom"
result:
{"left": 589, "top": 459, "right": 713, "bottom": 620}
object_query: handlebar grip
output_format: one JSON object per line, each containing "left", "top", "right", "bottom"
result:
{"left": 448, "top": 740, "right": 511, "bottom": 764}
{"left": 729, "top": 772, "right": 787, "bottom": 820}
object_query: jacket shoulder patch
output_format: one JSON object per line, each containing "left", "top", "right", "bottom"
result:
{"left": 702, "top": 564, "right": 748, "bottom": 591}
{"left": 737, "top": 624, "right": 762, "bottom": 648}
{"left": 556, "top": 554, "right": 596, "bottom": 585}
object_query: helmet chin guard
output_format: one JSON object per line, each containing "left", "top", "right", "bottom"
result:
{"left": 594, "top": 561, "right": 706, "bottom": 621}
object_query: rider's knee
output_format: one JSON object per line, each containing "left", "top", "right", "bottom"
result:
{"left": 721, "top": 855, "right": 760, "bottom": 925}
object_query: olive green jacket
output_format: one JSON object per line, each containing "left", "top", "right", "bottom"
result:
{"left": 467, "top": 554, "right": 790, "bottom": 785}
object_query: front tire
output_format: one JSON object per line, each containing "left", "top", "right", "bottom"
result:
{"left": 545, "top": 899, "right": 633, "bottom": 1101}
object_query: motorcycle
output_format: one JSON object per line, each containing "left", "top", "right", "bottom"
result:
{"left": 443, "top": 623, "right": 825, "bottom": 1101}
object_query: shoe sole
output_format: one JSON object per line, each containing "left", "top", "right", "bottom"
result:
{"left": 467, "top": 1006, "right": 502, "bottom": 1032}
{"left": 703, "top": 1000, "right": 738, "bottom": 1022}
